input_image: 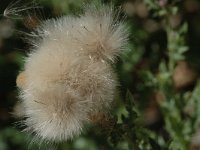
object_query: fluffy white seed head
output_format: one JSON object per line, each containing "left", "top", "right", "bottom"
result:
{"left": 16, "top": 4, "right": 128, "bottom": 142}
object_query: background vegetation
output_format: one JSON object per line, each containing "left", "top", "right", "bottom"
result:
{"left": 0, "top": 0, "right": 200, "bottom": 149}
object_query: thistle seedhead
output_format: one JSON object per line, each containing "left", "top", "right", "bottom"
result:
{"left": 16, "top": 4, "right": 128, "bottom": 142}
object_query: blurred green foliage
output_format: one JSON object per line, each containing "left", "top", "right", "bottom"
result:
{"left": 0, "top": 0, "right": 200, "bottom": 149}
